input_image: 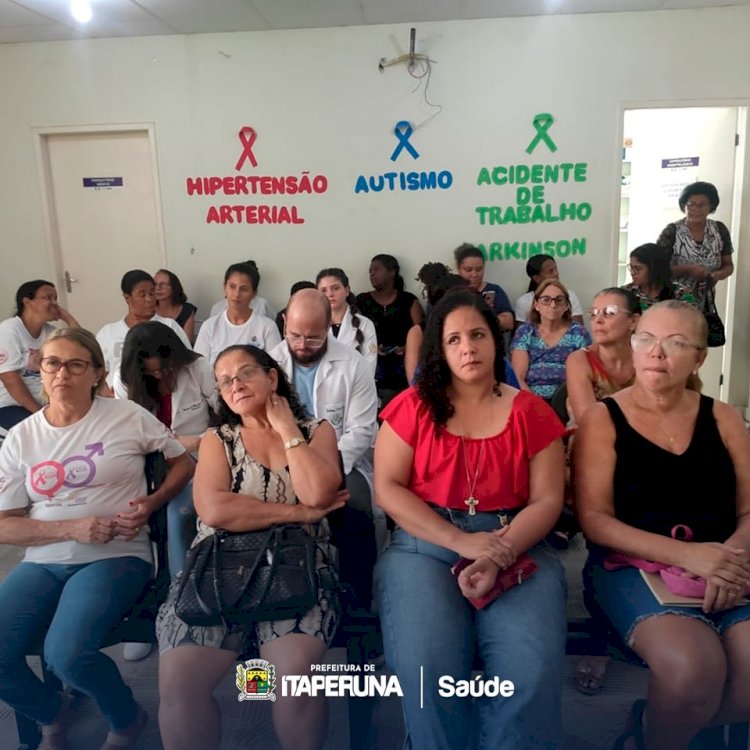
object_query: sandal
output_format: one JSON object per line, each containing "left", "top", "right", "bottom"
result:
{"left": 38, "top": 692, "right": 75, "bottom": 750}
{"left": 613, "top": 699, "right": 646, "bottom": 750}
{"left": 99, "top": 706, "right": 147, "bottom": 750}
{"left": 574, "top": 655, "right": 609, "bottom": 695}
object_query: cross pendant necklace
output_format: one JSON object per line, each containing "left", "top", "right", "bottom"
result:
{"left": 461, "top": 436, "right": 485, "bottom": 516}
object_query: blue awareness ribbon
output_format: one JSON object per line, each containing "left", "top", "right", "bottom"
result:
{"left": 525, "top": 113, "right": 558, "bottom": 155}
{"left": 390, "top": 121, "right": 420, "bottom": 162}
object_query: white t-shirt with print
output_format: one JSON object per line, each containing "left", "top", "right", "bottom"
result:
{"left": 96, "top": 315, "right": 192, "bottom": 387}
{"left": 209, "top": 296, "right": 274, "bottom": 320}
{"left": 113, "top": 356, "right": 217, "bottom": 452}
{"left": 0, "top": 397, "right": 186, "bottom": 565}
{"left": 0, "top": 317, "right": 55, "bottom": 409}
{"left": 194, "top": 311, "right": 282, "bottom": 365}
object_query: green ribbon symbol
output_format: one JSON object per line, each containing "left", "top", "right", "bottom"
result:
{"left": 525, "top": 113, "right": 558, "bottom": 155}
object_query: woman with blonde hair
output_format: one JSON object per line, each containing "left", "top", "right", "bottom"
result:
{"left": 576, "top": 301, "right": 750, "bottom": 749}
{"left": 0, "top": 327, "right": 193, "bottom": 750}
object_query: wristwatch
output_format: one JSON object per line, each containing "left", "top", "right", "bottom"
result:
{"left": 284, "top": 437, "right": 305, "bottom": 451}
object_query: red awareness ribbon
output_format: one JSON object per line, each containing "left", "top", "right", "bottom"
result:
{"left": 234, "top": 126, "right": 258, "bottom": 170}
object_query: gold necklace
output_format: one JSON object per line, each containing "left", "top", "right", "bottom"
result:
{"left": 461, "top": 436, "right": 485, "bottom": 515}
{"left": 654, "top": 417, "right": 677, "bottom": 446}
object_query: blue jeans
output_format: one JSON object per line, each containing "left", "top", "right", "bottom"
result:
{"left": 375, "top": 509, "right": 567, "bottom": 750}
{"left": 0, "top": 556, "right": 151, "bottom": 730}
{"left": 166, "top": 480, "right": 197, "bottom": 577}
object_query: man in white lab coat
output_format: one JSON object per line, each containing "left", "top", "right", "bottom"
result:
{"left": 270, "top": 289, "right": 380, "bottom": 607}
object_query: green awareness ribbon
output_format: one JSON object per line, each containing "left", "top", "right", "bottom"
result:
{"left": 525, "top": 113, "right": 558, "bottom": 155}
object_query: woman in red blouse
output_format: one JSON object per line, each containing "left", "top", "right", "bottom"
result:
{"left": 374, "top": 290, "right": 567, "bottom": 750}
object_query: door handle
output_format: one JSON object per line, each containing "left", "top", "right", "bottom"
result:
{"left": 64, "top": 270, "right": 78, "bottom": 293}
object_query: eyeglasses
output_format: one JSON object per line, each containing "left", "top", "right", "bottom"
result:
{"left": 685, "top": 201, "right": 710, "bottom": 209}
{"left": 40, "top": 357, "right": 91, "bottom": 375}
{"left": 588, "top": 304, "right": 630, "bottom": 319}
{"left": 33, "top": 295, "right": 58, "bottom": 302}
{"left": 537, "top": 295, "right": 568, "bottom": 307}
{"left": 626, "top": 264, "right": 646, "bottom": 273}
{"left": 284, "top": 328, "right": 327, "bottom": 349}
{"left": 631, "top": 332, "right": 703, "bottom": 356}
{"left": 154, "top": 282, "right": 171, "bottom": 289}
{"left": 217, "top": 364, "right": 267, "bottom": 392}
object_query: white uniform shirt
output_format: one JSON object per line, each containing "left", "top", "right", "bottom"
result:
{"left": 269, "top": 337, "right": 378, "bottom": 477}
{"left": 514, "top": 289, "right": 584, "bottom": 322}
{"left": 96, "top": 315, "right": 192, "bottom": 387}
{"left": 195, "top": 311, "right": 281, "bottom": 365}
{"left": 330, "top": 309, "right": 378, "bottom": 377}
{"left": 0, "top": 397, "right": 185, "bottom": 565}
{"left": 113, "top": 356, "right": 217, "bottom": 456}
{"left": 209, "top": 296, "right": 274, "bottom": 320}
{"left": 0, "top": 317, "right": 55, "bottom": 408}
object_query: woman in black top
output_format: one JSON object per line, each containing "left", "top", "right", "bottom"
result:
{"left": 576, "top": 301, "right": 750, "bottom": 750}
{"left": 356, "top": 254, "right": 423, "bottom": 396}
{"left": 154, "top": 269, "right": 197, "bottom": 343}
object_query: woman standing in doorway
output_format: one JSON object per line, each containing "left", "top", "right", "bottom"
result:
{"left": 356, "top": 254, "right": 423, "bottom": 398}
{"left": 656, "top": 181, "right": 734, "bottom": 311}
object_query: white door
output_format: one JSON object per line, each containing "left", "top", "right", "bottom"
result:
{"left": 621, "top": 107, "right": 740, "bottom": 399}
{"left": 40, "top": 129, "right": 165, "bottom": 332}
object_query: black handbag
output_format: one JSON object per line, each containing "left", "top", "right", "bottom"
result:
{"left": 704, "top": 285, "right": 726, "bottom": 348}
{"left": 174, "top": 524, "right": 318, "bottom": 627}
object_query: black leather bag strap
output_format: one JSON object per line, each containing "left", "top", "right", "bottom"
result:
{"left": 174, "top": 534, "right": 219, "bottom": 620}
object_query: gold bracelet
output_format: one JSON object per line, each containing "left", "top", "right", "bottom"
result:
{"left": 284, "top": 437, "right": 305, "bottom": 451}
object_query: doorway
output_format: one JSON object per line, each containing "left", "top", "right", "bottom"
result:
{"left": 618, "top": 106, "right": 746, "bottom": 400}
{"left": 35, "top": 126, "right": 166, "bottom": 333}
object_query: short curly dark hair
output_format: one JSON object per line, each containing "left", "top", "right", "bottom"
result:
{"left": 415, "top": 290, "right": 505, "bottom": 426}
{"left": 678, "top": 181, "right": 719, "bottom": 213}
{"left": 211, "top": 345, "right": 309, "bottom": 427}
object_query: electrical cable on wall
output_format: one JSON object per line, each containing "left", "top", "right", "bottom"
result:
{"left": 379, "top": 27, "right": 444, "bottom": 130}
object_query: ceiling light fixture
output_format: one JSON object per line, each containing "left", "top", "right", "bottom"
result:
{"left": 70, "top": 0, "right": 93, "bottom": 24}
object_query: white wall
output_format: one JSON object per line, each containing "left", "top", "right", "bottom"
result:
{"left": 1, "top": 8, "right": 749, "bottom": 369}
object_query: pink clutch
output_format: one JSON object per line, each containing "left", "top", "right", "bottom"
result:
{"left": 603, "top": 525, "right": 750, "bottom": 599}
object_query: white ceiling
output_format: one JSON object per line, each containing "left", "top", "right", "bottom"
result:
{"left": 1, "top": 0, "right": 749, "bottom": 44}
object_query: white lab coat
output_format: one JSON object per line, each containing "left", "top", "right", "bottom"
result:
{"left": 329, "top": 308, "right": 378, "bottom": 377}
{"left": 269, "top": 337, "right": 377, "bottom": 479}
